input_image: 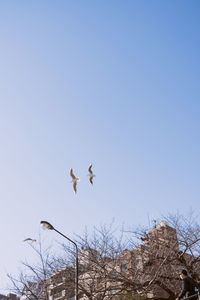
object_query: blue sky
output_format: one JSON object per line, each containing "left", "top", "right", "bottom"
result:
{"left": 0, "top": 0, "right": 200, "bottom": 293}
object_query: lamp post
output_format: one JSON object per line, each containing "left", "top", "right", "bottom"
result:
{"left": 40, "top": 221, "right": 79, "bottom": 300}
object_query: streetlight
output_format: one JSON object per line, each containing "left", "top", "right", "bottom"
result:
{"left": 40, "top": 221, "right": 79, "bottom": 300}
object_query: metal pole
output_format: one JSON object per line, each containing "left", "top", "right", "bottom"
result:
{"left": 53, "top": 228, "right": 78, "bottom": 300}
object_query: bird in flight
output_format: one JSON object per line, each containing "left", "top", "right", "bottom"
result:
{"left": 70, "top": 168, "right": 79, "bottom": 193}
{"left": 23, "top": 238, "right": 37, "bottom": 243}
{"left": 88, "top": 164, "right": 95, "bottom": 185}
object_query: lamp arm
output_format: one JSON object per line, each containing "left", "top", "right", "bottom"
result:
{"left": 53, "top": 227, "right": 79, "bottom": 300}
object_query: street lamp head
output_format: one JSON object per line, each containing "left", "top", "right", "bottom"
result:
{"left": 40, "top": 220, "right": 78, "bottom": 300}
{"left": 40, "top": 221, "right": 54, "bottom": 230}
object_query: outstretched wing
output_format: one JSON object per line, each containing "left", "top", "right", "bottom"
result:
{"left": 89, "top": 176, "right": 93, "bottom": 185}
{"left": 23, "top": 238, "right": 36, "bottom": 242}
{"left": 88, "top": 164, "right": 93, "bottom": 175}
{"left": 70, "top": 168, "right": 76, "bottom": 179}
{"left": 73, "top": 181, "right": 77, "bottom": 193}
{"left": 23, "top": 238, "right": 32, "bottom": 242}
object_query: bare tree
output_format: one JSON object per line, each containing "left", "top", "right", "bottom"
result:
{"left": 9, "top": 214, "right": 200, "bottom": 300}
{"left": 166, "top": 212, "right": 200, "bottom": 280}
{"left": 7, "top": 238, "right": 68, "bottom": 300}
{"left": 61, "top": 223, "right": 131, "bottom": 300}
{"left": 120, "top": 213, "right": 200, "bottom": 300}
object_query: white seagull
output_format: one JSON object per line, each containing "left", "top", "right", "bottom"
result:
{"left": 23, "top": 238, "right": 37, "bottom": 243}
{"left": 88, "top": 164, "right": 95, "bottom": 185}
{"left": 70, "top": 168, "right": 79, "bottom": 193}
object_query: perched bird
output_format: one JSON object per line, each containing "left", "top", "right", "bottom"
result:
{"left": 70, "top": 168, "right": 79, "bottom": 193}
{"left": 88, "top": 164, "right": 95, "bottom": 185}
{"left": 23, "top": 238, "right": 37, "bottom": 243}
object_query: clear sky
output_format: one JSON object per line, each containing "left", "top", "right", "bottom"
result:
{"left": 0, "top": 0, "right": 200, "bottom": 293}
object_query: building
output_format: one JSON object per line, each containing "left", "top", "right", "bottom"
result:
{"left": 0, "top": 294, "right": 19, "bottom": 300}
{"left": 47, "top": 267, "right": 74, "bottom": 300}
{"left": 77, "top": 221, "right": 183, "bottom": 300}
{"left": 20, "top": 221, "right": 200, "bottom": 300}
